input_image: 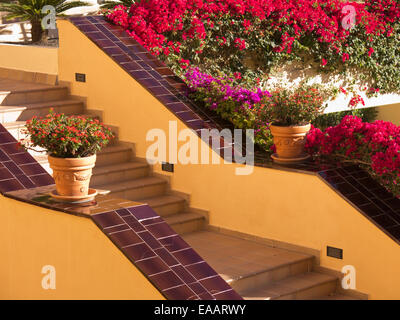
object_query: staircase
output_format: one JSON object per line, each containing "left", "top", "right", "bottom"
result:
{"left": 0, "top": 76, "right": 362, "bottom": 300}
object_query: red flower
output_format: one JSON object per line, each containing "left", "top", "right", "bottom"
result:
{"left": 368, "top": 47, "right": 375, "bottom": 57}
{"left": 233, "top": 72, "right": 242, "bottom": 80}
{"left": 179, "top": 58, "right": 190, "bottom": 69}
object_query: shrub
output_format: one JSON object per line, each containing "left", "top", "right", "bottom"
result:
{"left": 105, "top": 0, "right": 400, "bottom": 94}
{"left": 306, "top": 115, "right": 400, "bottom": 197}
{"left": 21, "top": 110, "right": 114, "bottom": 158}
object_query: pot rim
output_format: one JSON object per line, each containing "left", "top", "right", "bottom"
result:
{"left": 270, "top": 123, "right": 311, "bottom": 129}
{"left": 48, "top": 154, "right": 97, "bottom": 171}
{"left": 48, "top": 154, "right": 97, "bottom": 160}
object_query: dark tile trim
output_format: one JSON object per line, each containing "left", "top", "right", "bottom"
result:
{"left": 92, "top": 205, "right": 242, "bottom": 300}
{"left": 0, "top": 125, "right": 54, "bottom": 194}
{"left": 318, "top": 167, "right": 400, "bottom": 246}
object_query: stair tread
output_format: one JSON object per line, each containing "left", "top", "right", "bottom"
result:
{"left": 139, "top": 194, "right": 185, "bottom": 208}
{"left": 95, "top": 176, "right": 167, "bottom": 192}
{"left": 0, "top": 78, "right": 66, "bottom": 93}
{"left": 92, "top": 161, "right": 148, "bottom": 175}
{"left": 33, "top": 154, "right": 48, "bottom": 163}
{"left": 182, "top": 231, "right": 313, "bottom": 283}
{"left": 1, "top": 114, "right": 98, "bottom": 127}
{"left": 241, "top": 272, "right": 337, "bottom": 300}
{"left": 2, "top": 120, "right": 25, "bottom": 128}
{"left": 2, "top": 99, "right": 84, "bottom": 109}
{"left": 164, "top": 212, "right": 205, "bottom": 225}
{"left": 97, "top": 144, "right": 132, "bottom": 155}
{"left": 0, "top": 106, "right": 26, "bottom": 112}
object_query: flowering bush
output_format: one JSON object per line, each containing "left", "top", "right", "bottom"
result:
{"left": 21, "top": 110, "right": 114, "bottom": 158}
{"left": 185, "top": 68, "right": 273, "bottom": 150}
{"left": 262, "top": 86, "right": 326, "bottom": 126}
{"left": 105, "top": 0, "right": 400, "bottom": 94}
{"left": 306, "top": 116, "right": 400, "bottom": 197}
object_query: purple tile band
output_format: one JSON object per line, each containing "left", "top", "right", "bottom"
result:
{"left": 91, "top": 204, "right": 243, "bottom": 300}
{"left": 0, "top": 124, "right": 54, "bottom": 193}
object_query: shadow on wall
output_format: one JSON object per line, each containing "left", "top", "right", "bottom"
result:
{"left": 0, "top": 21, "right": 31, "bottom": 43}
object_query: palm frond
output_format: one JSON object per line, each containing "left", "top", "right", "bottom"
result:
{"left": 55, "top": 1, "right": 91, "bottom": 13}
{"left": 100, "top": 0, "right": 136, "bottom": 9}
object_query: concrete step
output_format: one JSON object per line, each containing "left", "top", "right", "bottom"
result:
{"left": 95, "top": 144, "right": 133, "bottom": 166}
{"left": 3, "top": 121, "right": 47, "bottom": 158}
{"left": 96, "top": 176, "right": 168, "bottom": 200}
{"left": 0, "top": 85, "right": 69, "bottom": 105}
{"left": 139, "top": 195, "right": 186, "bottom": 217}
{"left": 182, "top": 231, "right": 315, "bottom": 295}
{"left": 240, "top": 272, "right": 337, "bottom": 300}
{"left": 0, "top": 106, "right": 25, "bottom": 123}
{"left": 90, "top": 161, "right": 150, "bottom": 186}
{"left": 3, "top": 121, "right": 27, "bottom": 140}
{"left": 165, "top": 212, "right": 206, "bottom": 234}
{"left": 0, "top": 99, "right": 85, "bottom": 122}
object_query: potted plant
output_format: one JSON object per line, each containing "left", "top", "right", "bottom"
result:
{"left": 265, "top": 85, "right": 326, "bottom": 163}
{"left": 21, "top": 110, "right": 114, "bottom": 200}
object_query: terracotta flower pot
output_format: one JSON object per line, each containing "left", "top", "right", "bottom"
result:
{"left": 270, "top": 124, "right": 311, "bottom": 163}
{"left": 48, "top": 154, "right": 96, "bottom": 197}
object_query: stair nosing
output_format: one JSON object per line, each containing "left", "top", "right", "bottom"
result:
{"left": 226, "top": 255, "right": 315, "bottom": 284}
{"left": 97, "top": 145, "right": 132, "bottom": 155}
{"left": 138, "top": 195, "right": 186, "bottom": 208}
{"left": 0, "top": 85, "right": 68, "bottom": 94}
{"left": 0, "top": 106, "right": 27, "bottom": 112}
{"left": 94, "top": 177, "right": 167, "bottom": 192}
{"left": 92, "top": 161, "right": 149, "bottom": 175}
{"left": 0, "top": 99, "right": 84, "bottom": 110}
{"left": 2, "top": 121, "right": 26, "bottom": 128}
{"left": 240, "top": 272, "right": 338, "bottom": 300}
{"left": 164, "top": 212, "right": 205, "bottom": 225}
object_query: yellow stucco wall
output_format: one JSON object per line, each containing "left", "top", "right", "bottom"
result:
{"left": 0, "top": 43, "right": 58, "bottom": 75}
{"left": 57, "top": 20, "right": 400, "bottom": 299}
{"left": 0, "top": 196, "right": 164, "bottom": 299}
{"left": 377, "top": 103, "right": 400, "bottom": 125}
